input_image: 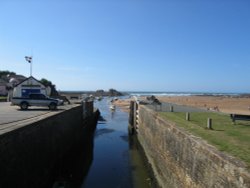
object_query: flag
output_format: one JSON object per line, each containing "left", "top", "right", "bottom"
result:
{"left": 25, "top": 56, "right": 32, "bottom": 63}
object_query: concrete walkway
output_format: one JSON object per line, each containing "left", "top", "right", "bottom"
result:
{"left": 0, "top": 102, "right": 55, "bottom": 126}
{"left": 0, "top": 102, "right": 81, "bottom": 135}
{"left": 0, "top": 102, "right": 52, "bottom": 124}
{"left": 0, "top": 102, "right": 79, "bottom": 125}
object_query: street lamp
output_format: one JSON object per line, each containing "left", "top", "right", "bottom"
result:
{"left": 25, "top": 56, "right": 32, "bottom": 77}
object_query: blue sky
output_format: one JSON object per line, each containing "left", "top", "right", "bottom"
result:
{"left": 0, "top": 0, "right": 249, "bottom": 92}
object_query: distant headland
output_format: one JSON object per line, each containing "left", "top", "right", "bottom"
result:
{"left": 59, "top": 89, "right": 125, "bottom": 97}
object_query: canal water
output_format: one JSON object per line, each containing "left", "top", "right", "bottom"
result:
{"left": 52, "top": 97, "right": 156, "bottom": 188}
{"left": 81, "top": 97, "right": 154, "bottom": 188}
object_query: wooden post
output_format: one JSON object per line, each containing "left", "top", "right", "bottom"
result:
{"left": 186, "top": 112, "right": 190, "bottom": 121}
{"left": 207, "top": 118, "right": 212, "bottom": 129}
{"left": 170, "top": 105, "right": 173, "bottom": 112}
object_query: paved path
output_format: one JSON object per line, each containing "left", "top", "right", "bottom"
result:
{"left": 0, "top": 102, "right": 51, "bottom": 125}
{"left": 0, "top": 102, "right": 80, "bottom": 135}
{"left": 0, "top": 102, "right": 75, "bottom": 125}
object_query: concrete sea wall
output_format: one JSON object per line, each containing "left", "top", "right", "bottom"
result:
{"left": 0, "top": 104, "right": 99, "bottom": 188}
{"left": 135, "top": 105, "right": 250, "bottom": 188}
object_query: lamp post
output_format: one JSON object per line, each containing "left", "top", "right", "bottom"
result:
{"left": 25, "top": 56, "right": 33, "bottom": 77}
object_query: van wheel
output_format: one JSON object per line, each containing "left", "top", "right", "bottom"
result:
{"left": 49, "top": 103, "right": 57, "bottom": 110}
{"left": 20, "top": 102, "right": 28, "bottom": 110}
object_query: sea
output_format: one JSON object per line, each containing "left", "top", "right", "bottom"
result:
{"left": 60, "top": 90, "right": 249, "bottom": 97}
{"left": 126, "top": 91, "right": 245, "bottom": 97}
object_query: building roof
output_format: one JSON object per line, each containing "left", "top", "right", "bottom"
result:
{"left": 15, "top": 76, "right": 45, "bottom": 87}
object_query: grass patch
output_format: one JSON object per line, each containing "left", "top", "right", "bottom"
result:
{"left": 0, "top": 96, "right": 7, "bottom": 100}
{"left": 159, "top": 112, "right": 250, "bottom": 168}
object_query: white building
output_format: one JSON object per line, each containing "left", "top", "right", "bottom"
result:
{"left": 13, "top": 76, "right": 51, "bottom": 97}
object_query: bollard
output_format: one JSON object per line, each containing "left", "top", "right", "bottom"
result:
{"left": 207, "top": 118, "right": 212, "bottom": 130}
{"left": 186, "top": 112, "right": 190, "bottom": 121}
{"left": 170, "top": 105, "right": 173, "bottom": 112}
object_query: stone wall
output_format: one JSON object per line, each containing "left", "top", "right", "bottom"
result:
{"left": 137, "top": 105, "right": 250, "bottom": 188}
{"left": 0, "top": 105, "right": 99, "bottom": 188}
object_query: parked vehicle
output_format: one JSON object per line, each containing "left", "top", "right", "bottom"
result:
{"left": 11, "top": 93, "right": 64, "bottom": 110}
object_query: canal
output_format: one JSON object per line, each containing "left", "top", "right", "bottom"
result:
{"left": 81, "top": 97, "right": 154, "bottom": 188}
{"left": 52, "top": 97, "right": 156, "bottom": 188}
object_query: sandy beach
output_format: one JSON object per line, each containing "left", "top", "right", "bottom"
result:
{"left": 112, "top": 98, "right": 132, "bottom": 112}
{"left": 113, "top": 95, "right": 250, "bottom": 115}
{"left": 158, "top": 95, "right": 250, "bottom": 115}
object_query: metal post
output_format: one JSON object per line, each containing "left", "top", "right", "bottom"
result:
{"left": 30, "top": 59, "right": 32, "bottom": 77}
{"left": 25, "top": 56, "right": 33, "bottom": 77}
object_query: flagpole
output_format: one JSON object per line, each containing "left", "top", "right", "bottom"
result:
{"left": 31, "top": 49, "right": 33, "bottom": 77}
{"left": 30, "top": 57, "right": 32, "bottom": 77}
